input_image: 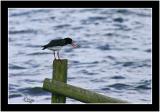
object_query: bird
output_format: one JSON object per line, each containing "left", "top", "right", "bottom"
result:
{"left": 42, "top": 37, "right": 77, "bottom": 60}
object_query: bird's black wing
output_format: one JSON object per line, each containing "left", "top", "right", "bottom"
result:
{"left": 47, "top": 39, "right": 66, "bottom": 47}
{"left": 42, "top": 39, "right": 65, "bottom": 50}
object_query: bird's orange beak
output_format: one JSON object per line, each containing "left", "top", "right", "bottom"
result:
{"left": 71, "top": 41, "right": 77, "bottom": 48}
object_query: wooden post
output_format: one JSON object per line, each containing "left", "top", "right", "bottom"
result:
{"left": 43, "top": 78, "right": 128, "bottom": 103}
{"left": 51, "top": 59, "right": 67, "bottom": 103}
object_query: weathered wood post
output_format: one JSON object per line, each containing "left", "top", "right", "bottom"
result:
{"left": 43, "top": 79, "right": 128, "bottom": 103}
{"left": 43, "top": 59, "right": 128, "bottom": 103}
{"left": 51, "top": 59, "right": 67, "bottom": 103}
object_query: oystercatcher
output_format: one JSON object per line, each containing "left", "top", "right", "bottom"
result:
{"left": 42, "top": 37, "right": 77, "bottom": 60}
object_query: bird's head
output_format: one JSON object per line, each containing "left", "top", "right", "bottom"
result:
{"left": 64, "top": 37, "right": 77, "bottom": 48}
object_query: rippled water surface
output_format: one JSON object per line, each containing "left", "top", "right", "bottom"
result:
{"left": 8, "top": 8, "right": 152, "bottom": 104}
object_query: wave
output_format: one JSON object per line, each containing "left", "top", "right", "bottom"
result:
{"left": 9, "top": 29, "right": 37, "bottom": 35}
{"left": 9, "top": 64, "right": 26, "bottom": 70}
{"left": 18, "top": 87, "right": 50, "bottom": 96}
{"left": 108, "top": 83, "right": 132, "bottom": 90}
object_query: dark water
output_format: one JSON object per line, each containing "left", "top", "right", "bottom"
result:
{"left": 8, "top": 8, "right": 152, "bottom": 104}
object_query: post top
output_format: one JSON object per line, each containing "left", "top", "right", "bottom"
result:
{"left": 53, "top": 59, "right": 68, "bottom": 64}
{"left": 53, "top": 59, "right": 68, "bottom": 61}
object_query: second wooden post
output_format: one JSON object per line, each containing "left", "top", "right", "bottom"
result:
{"left": 51, "top": 59, "right": 67, "bottom": 103}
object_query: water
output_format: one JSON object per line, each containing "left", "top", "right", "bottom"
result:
{"left": 8, "top": 8, "right": 152, "bottom": 104}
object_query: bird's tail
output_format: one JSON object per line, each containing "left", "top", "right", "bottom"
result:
{"left": 42, "top": 45, "right": 46, "bottom": 50}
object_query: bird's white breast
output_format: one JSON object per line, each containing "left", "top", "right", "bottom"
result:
{"left": 48, "top": 46, "right": 62, "bottom": 51}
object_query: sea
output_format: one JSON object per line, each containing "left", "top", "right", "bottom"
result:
{"left": 8, "top": 8, "right": 152, "bottom": 104}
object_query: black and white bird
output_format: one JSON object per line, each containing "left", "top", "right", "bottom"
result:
{"left": 42, "top": 37, "right": 77, "bottom": 60}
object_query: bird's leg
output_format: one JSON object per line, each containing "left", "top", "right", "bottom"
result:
{"left": 57, "top": 51, "right": 62, "bottom": 64}
{"left": 57, "top": 51, "right": 61, "bottom": 60}
{"left": 53, "top": 51, "right": 56, "bottom": 60}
